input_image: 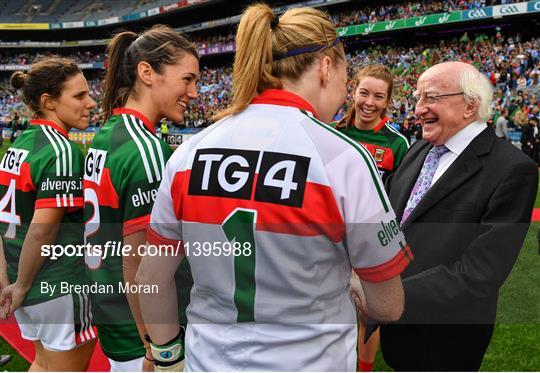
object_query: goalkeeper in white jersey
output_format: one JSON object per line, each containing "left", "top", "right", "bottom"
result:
{"left": 137, "top": 3, "right": 411, "bottom": 371}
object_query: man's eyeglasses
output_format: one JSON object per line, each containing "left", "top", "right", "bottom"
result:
{"left": 412, "top": 92, "right": 464, "bottom": 105}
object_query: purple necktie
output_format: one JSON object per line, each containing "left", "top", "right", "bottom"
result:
{"left": 402, "top": 145, "right": 449, "bottom": 223}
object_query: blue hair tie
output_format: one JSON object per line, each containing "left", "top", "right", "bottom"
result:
{"left": 272, "top": 37, "right": 341, "bottom": 61}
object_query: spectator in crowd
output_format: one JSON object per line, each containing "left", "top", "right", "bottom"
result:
{"left": 522, "top": 116, "right": 539, "bottom": 162}
{"left": 160, "top": 118, "right": 169, "bottom": 143}
{"left": 495, "top": 108, "right": 509, "bottom": 140}
{"left": 514, "top": 103, "right": 529, "bottom": 128}
{"left": 8, "top": 114, "right": 20, "bottom": 143}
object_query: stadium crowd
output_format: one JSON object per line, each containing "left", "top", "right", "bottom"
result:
{"left": 186, "top": 32, "right": 540, "bottom": 134}
{"left": 0, "top": 50, "right": 104, "bottom": 65}
{"left": 333, "top": 0, "right": 522, "bottom": 27}
{"left": 0, "top": 0, "right": 527, "bottom": 68}
{"left": 1, "top": 32, "right": 540, "bottom": 151}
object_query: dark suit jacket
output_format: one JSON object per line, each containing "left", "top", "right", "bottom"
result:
{"left": 380, "top": 127, "right": 537, "bottom": 368}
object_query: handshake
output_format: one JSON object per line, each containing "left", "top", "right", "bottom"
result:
{"left": 349, "top": 271, "right": 369, "bottom": 325}
{"left": 348, "top": 270, "right": 404, "bottom": 324}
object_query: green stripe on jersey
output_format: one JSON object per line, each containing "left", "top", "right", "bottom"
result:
{"left": 300, "top": 110, "right": 390, "bottom": 213}
{"left": 122, "top": 114, "right": 162, "bottom": 183}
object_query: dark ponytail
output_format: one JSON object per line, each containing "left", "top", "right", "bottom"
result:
{"left": 102, "top": 31, "right": 138, "bottom": 123}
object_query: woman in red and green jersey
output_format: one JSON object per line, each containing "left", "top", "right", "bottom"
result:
{"left": 83, "top": 25, "right": 199, "bottom": 371}
{"left": 0, "top": 57, "right": 97, "bottom": 371}
{"left": 336, "top": 65, "right": 409, "bottom": 182}
{"left": 336, "top": 64, "right": 409, "bottom": 372}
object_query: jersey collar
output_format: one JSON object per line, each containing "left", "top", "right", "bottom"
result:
{"left": 251, "top": 89, "right": 319, "bottom": 119}
{"left": 30, "top": 119, "right": 69, "bottom": 138}
{"left": 112, "top": 108, "right": 156, "bottom": 134}
{"left": 373, "top": 116, "right": 389, "bottom": 132}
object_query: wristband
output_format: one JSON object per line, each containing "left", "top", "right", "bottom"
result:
{"left": 145, "top": 327, "right": 185, "bottom": 367}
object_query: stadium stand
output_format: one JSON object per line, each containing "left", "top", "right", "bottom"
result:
{"left": 0, "top": 1, "right": 539, "bottom": 144}
{"left": 333, "top": 0, "right": 523, "bottom": 27}
{"left": 1, "top": 33, "right": 539, "bottom": 130}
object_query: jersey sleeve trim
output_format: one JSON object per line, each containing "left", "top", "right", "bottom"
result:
{"left": 147, "top": 226, "right": 184, "bottom": 254}
{"left": 123, "top": 214, "right": 150, "bottom": 237}
{"left": 354, "top": 244, "right": 412, "bottom": 283}
{"left": 35, "top": 196, "right": 83, "bottom": 209}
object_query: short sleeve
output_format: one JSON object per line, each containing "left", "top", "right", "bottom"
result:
{"left": 34, "top": 141, "right": 84, "bottom": 210}
{"left": 147, "top": 159, "right": 184, "bottom": 254}
{"left": 119, "top": 140, "right": 173, "bottom": 236}
{"left": 329, "top": 146, "right": 412, "bottom": 282}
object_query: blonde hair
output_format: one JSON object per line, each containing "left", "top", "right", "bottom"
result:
{"left": 214, "top": 3, "right": 344, "bottom": 121}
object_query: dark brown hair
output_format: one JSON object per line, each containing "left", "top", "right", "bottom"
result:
{"left": 10, "top": 56, "right": 81, "bottom": 117}
{"left": 338, "top": 64, "right": 394, "bottom": 129}
{"left": 102, "top": 24, "right": 198, "bottom": 123}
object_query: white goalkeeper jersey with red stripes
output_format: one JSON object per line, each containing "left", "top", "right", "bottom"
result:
{"left": 148, "top": 89, "right": 411, "bottom": 371}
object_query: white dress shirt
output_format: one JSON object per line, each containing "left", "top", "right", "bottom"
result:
{"left": 431, "top": 121, "right": 487, "bottom": 186}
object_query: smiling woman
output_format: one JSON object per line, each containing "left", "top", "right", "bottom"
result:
{"left": 83, "top": 24, "right": 200, "bottom": 372}
{"left": 336, "top": 64, "right": 409, "bottom": 181}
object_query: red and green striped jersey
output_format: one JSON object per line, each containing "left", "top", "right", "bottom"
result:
{"left": 83, "top": 108, "right": 173, "bottom": 361}
{"left": 335, "top": 117, "right": 409, "bottom": 179}
{"left": 0, "top": 119, "right": 85, "bottom": 306}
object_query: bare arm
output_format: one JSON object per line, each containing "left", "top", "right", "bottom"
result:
{"left": 0, "top": 237, "right": 10, "bottom": 318}
{"left": 123, "top": 230, "right": 151, "bottom": 351}
{"left": 0, "top": 208, "right": 63, "bottom": 318}
{"left": 0, "top": 237, "right": 9, "bottom": 287}
{"left": 136, "top": 246, "right": 183, "bottom": 345}
{"left": 350, "top": 271, "right": 404, "bottom": 322}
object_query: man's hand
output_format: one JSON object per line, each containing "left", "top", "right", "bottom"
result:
{"left": 349, "top": 271, "right": 368, "bottom": 324}
{"left": 0, "top": 282, "right": 28, "bottom": 319}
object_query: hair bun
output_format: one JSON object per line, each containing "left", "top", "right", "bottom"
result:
{"left": 10, "top": 71, "right": 27, "bottom": 89}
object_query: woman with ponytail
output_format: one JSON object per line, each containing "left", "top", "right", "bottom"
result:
{"left": 138, "top": 4, "right": 409, "bottom": 371}
{"left": 84, "top": 24, "right": 199, "bottom": 371}
{"left": 0, "top": 56, "right": 96, "bottom": 371}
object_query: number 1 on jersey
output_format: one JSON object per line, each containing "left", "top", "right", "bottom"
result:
{"left": 221, "top": 208, "right": 257, "bottom": 322}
